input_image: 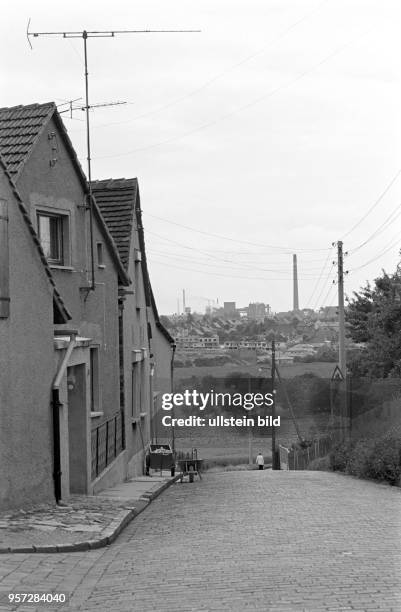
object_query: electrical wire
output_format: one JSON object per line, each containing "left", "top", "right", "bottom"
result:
{"left": 147, "top": 248, "right": 326, "bottom": 276}
{"left": 312, "top": 263, "right": 335, "bottom": 310}
{"left": 348, "top": 201, "right": 401, "bottom": 254}
{"left": 65, "top": 0, "right": 330, "bottom": 132}
{"left": 320, "top": 282, "right": 337, "bottom": 309}
{"left": 341, "top": 166, "right": 401, "bottom": 240}
{"left": 96, "top": 26, "right": 373, "bottom": 160}
{"left": 304, "top": 247, "right": 334, "bottom": 308}
{"left": 348, "top": 234, "right": 401, "bottom": 273}
{"left": 147, "top": 256, "right": 332, "bottom": 281}
{"left": 147, "top": 233, "right": 328, "bottom": 275}
{"left": 148, "top": 248, "right": 329, "bottom": 270}
{"left": 144, "top": 214, "right": 330, "bottom": 252}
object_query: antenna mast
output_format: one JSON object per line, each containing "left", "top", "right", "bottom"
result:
{"left": 27, "top": 23, "right": 200, "bottom": 291}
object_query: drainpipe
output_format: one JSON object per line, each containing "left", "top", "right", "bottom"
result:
{"left": 52, "top": 332, "right": 77, "bottom": 503}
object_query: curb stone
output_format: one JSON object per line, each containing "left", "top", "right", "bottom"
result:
{"left": 2, "top": 474, "right": 181, "bottom": 554}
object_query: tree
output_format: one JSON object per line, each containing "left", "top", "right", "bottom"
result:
{"left": 346, "top": 266, "right": 401, "bottom": 377}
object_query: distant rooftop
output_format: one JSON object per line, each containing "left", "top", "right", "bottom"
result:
{"left": 91, "top": 178, "right": 138, "bottom": 270}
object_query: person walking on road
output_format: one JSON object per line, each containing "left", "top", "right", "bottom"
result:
{"left": 255, "top": 452, "right": 264, "bottom": 470}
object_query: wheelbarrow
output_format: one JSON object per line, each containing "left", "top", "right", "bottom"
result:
{"left": 177, "top": 450, "right": 203, "bottom": 482}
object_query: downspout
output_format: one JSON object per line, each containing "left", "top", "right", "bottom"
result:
{"left": 52, "top": 332, "right": 77, "bottom": 503}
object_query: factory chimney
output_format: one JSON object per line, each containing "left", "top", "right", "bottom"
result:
{"left": 293, "top": 254, "right": 299, "bottom": 312}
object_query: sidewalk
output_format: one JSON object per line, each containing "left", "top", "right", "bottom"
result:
{"left": 0, "top": 472, "right": 180, "bottom": 554}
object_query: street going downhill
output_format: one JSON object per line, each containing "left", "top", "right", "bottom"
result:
{"left": 0, "top": 470, "right": 400, "bottom": 611}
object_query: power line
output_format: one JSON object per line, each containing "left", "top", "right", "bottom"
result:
{"left": 144, "top": 214, "right": 330, "bottom": 252}
{"left": 304, "top": 247, "right": 334, "bottom": 308}
{"left": 348, "top": 201, "right": 401, "bottom": 254}
{"left": 96, "top": 25, "right": 374, "bottom": 160}
{"left": 147, "top": 248, "right": 326, "bottom": 276}
{"left": 64, "top": 0, "right": 330, "bottom": 132}
{"left": 146, "top": 232, "right": 327, "bottom": 274}
{"left": 148, "top": 248, "right": 329, "bottom": 270}
{"left": 341, "top": 166, "right": 401, "bottom": 240}
{"left": 147, "top": 257, "right": 331, "bottom": 281}
{"left": 312, "top": 263, "right": 335, "bottom": 310}
{"left": 348, "top": 234, "right": 401, "bottom": 273}
{"left": 320, "top": 282, "right": 336, "bottom": 308}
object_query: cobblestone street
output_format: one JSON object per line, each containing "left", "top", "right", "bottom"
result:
{"left": 0, "top": 471, "right": 400, "bottom": 612}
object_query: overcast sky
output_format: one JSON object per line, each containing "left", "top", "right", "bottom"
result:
{"left": 2, "top": 1, "right": 401, "bottom": 314}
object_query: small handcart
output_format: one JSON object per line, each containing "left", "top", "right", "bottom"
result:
{"left": 147, "top": 444, "right": 175, "bottom": 476}
{"left": 178, "top": 449, "right": 203, "bottom": 482}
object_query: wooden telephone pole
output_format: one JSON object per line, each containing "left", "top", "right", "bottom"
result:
{"left": 335, "top": 240, "right": 349, "bottom": 438}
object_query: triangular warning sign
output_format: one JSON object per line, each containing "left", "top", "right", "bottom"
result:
{"left": 331, "top": 365, "right": 344, "bottom": 381}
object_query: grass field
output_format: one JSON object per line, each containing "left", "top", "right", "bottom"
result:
{"left": 175, "top": 361, "right": 334, "bottom": 380}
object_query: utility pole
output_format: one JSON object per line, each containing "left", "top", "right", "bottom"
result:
{"left": 337, "top": 241, "right": 346, "bottom": 377}
{"left": 271, "top": 338, "right": 277, "bottom": 469}
{"left": 336, "top": 240, "right": 349, "bottom": 440}
{"left": 248, "top": 376, "right": 253, "bottom": 465}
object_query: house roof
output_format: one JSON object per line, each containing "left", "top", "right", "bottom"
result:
{"left": 91, "top": 178, "right": 138, "bottom": 270}
{"left": 0, "top": 155, "right": 71, "bottom": 323}
{"left": 0, "top": 102, "right": 130, "bottom": 286}
{"left": 92, "top": 177, "right": 174, "bottom": 346}
{"left": 0, "top": 103, "right": 55, "bottom": 177}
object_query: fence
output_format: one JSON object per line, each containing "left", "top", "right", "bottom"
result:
{"left": 279, "top": 434, "right": 339, "bottom": 470}
{"left": 91, "top": 412, "right": 125, "bottom": 480}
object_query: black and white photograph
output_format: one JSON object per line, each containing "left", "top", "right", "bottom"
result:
{"left": 1, "top": 1, "right": 401, "bottom": 610}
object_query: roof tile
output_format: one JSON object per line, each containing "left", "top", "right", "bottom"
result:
{"left": 91, "top": 178, "right": 138, "bottom": 270}
{"left": 0, "top": 103, "right": 55, "bottom": 176}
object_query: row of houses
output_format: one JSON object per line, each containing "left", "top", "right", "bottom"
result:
{"left": 0, "top": 102, "right": 174, "bottom": 511}
{"left": 175, "top": 335, "right": 219, "bottom": 349}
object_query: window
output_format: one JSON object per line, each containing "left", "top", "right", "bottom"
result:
{"left": 97, "top": 242, "right": 105, "bottom": 267}
{"left": 131, "top": 362, "right": 142, "bottom": 419}
{"left": 37, "top": 212, "right": 66, "bottom": 265}
{"left": 0, "top": 199, "right": 9, "bottom": 318}
{"left": 90, "top": 347, "right": 100, "bottom": 413}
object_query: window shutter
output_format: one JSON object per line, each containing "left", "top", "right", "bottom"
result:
{"left": 0, "top": 199, "right": 9, "bottom": 318}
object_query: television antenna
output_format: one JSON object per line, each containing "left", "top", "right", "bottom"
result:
{"left": 27, "top": 19, "right": 200, "bottom": 291}
{"left": 57, "top": 98, "right": 127, "bottom": 119}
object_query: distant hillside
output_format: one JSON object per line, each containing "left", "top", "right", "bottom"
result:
{"left": 161, "top": 311, "right": 338, "bottom": 345}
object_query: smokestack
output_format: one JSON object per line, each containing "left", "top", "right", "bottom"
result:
{"left": 293, "top": 254, "right": 299, "bottom": 311}
{"left": 183, "top": 289, "right": 186, "bottom": 312}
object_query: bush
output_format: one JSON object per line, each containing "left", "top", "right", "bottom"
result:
{"left": 328, "top": 435, "right": 401, "bottom": 485}
{"left": 367, "top": 437, "right": 401, "bottom": 485}
{"left": 308, "top": 456, "right": 331, "bottom": 471}
{"left": 346, "top": 438, "right": 375, "bottom": 478}
{"left": 329, "top": 441, "right": 353, "bottom": 472}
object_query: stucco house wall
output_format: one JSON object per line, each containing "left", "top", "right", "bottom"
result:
{"left": 124, "top": 225, "right": 152, "bottom": 477}
{"left": 15, "top": 116, "right": 121, "bottom": 423}
{"left": 147, "top": 308, "right": 174, "bottom": 445}
{"left": 0, "top": 168, "right": 55, "bottom": 510}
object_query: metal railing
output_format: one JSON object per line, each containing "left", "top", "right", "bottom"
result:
{"left": 91, "top": 412, "right": 125, "bottom": 480}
